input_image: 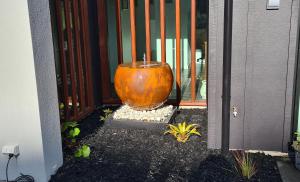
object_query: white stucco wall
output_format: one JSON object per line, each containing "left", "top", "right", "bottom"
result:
{"left": 0, "top": 0, "right": 63, "bottom": 181}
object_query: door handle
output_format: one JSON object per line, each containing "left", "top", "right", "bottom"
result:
{"left": 232, "top": 106, "right": 238, "bottom": 117}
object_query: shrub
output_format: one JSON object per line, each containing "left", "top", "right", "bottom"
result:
{"left": 164, "top": 122, "right": 201, "bottom": 143}
{"left": 74, "top": 145, "right": 91, "bottom": 158}
{"left": 232, "top": 151, "right": 257, "bottom": 179}
{"left": 100, "top": 108, "right": 113, "bottom": 121}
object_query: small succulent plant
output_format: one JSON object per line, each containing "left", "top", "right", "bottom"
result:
{"left": 232, "top": 151, "right": 257, "bottom": 180}
{"left": 61, "top": 121, "right": 80, "bottom": 144}
{"left": 164, "top": 122, "right": 201, "bottom": 143}
{"left": 292, "top": 132, "right": 300, "bottom": 152}
{"left": 74, "top": 145, "right": 91, "bottom": 158}
{"left": 100, "top": 108, "right": 113, "bottom": 121}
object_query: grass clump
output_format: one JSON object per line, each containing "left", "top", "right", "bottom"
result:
{"left": 232, "top": 151, "right": 257, "bottom": 179}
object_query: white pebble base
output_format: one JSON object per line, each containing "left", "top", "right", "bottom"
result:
{"left": 113, "top": 105, "right": 174, "bottom": 123}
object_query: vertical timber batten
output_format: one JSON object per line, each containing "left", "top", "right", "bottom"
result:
{"left": 65, "top": 0, "right": 78, "bottom": 118}
{"left": 176, "top": 0, "right": 181, "bottom": 101}
{"left": 116, "top": 0, "right": 123, "bottom": 64}
{"left": 81, "top": 0, "right": 94, "bottom": 109}
{"left": 73, "top": 0, "right": 86, "bottom": 111}
{"left": 97, "top": 0, "right": 111, "bottom": 100}
{"left": 54, "top": 0, "right": 70, "bottom": 119}
{"left": 130, "top": 0, "right": 137, "bottom": 65}
{"left": 191, "top": 0, "right": 196, "bottom": 101}
{"left": 145, "top": 0, "right": 151, "bottom": 63}
{"left": 160, "top": 0, "right": 166, "bottom": 64}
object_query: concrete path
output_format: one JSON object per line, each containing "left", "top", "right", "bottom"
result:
{"left": 277, "top": 157, "right": 300, "bottom": 182}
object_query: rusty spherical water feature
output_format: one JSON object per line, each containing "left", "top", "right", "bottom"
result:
{"left": 114, "top": 61, "right": 173, "bottom": 110}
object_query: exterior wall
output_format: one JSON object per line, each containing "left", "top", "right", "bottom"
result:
{"left": 207, "top": 0, "right": 299, "bottom": 150}
{"left": 230, "top": 0, "right": 299, "bottom": 151}
{"left": 0, "top": 0, "right": 62, "bottom": 181}
{"left": 293, "top": 5, "right": 300, "bottom": 137}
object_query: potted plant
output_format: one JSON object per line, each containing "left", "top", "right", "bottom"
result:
{"left": 292, "top": 132, "right": 300, "bottom": 170}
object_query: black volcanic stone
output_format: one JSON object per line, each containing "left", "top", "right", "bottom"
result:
{"left": 50, "top": 108, "right": 281, "bottom": 182}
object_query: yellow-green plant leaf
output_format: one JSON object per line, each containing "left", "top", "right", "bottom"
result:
{"left": 186, "top": 124, "right": 199, "bottom": 132}
{"left": 168, "top": 124, "right": 180, "bottom": 132}
{"left": 103, "top": 109, "right": 112, "bottom": 114}
{"left": 178, "top": 122, "right": 184, "bottom": 133}
{"left": 74, "top": 149, "right": 82, "bottom": 158}
{"left": 62, "top": 121, "right": 79, "bottom": 132}
{"left": 69, "top": 127, "right": 80, "bottom": 138}
{"left": 189, "top": 128, "right": 201, "bottom": 136}
{"left": 59, "top": 103, "right": 65, "bottom": 110}
{"left": 81, "top": 145, "right": 91, "bottom": 158}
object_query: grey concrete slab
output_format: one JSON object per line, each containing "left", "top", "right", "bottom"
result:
{"left": 277, "top": 158, "right": 300, "bottom": 182}
{"left": 104, "top": 107, "right": 177, "bottom": 133}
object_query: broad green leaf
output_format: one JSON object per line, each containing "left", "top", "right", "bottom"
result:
{"left": 81, "top": 145, "right": 91, "bottom": 158}
{"left": 62, "top": 121, "right": 79, "bottom": 132}
{"left": 69, "top": 127, "right": 80, "bottom": 138}
{"left": 74, "top": 149, "right": 82, "bottom": 158}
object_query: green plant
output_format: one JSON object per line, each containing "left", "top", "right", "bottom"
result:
{"left": 59, "top": 103, "right": 65, "bottom": 110}
{"left": 295, "top": 132, "right": 300, "bottom": 141}
{"left": 232, "top": 151, "right": 257, "bottom": 179}
{"left": 59, "top": 103, "right": 65, "bottom": 120}
{"left": 100, "top": 108, "right": 113, "bottom": 121}
{"left": 164, "top": 122, "right": 201, "bottom": 143}
{"left": 74, "top": 145, "right": 91, "bottom": 158}
{"left": 61, "top": 121, "right": 80, "bottom": 144}
{"left": 292, "top": 132, "right": 300, "bottom": 152}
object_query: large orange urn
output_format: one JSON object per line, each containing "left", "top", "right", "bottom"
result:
{"left": 114, "top": 61, "right": 173, "bottom": 110}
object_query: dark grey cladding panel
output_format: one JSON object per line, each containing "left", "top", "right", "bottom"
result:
{"left": 207, "top": 0, "right": 224, "bottom": 149}
{"left": 230, "top": 0, "right": 299, "bottom": 152}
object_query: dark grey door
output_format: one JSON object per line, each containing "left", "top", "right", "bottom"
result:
{"left": 229, "top": 0, "right": 297, "bottom": 152}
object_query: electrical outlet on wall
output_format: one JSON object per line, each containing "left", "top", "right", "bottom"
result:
{"left": 267, "top": 0, "right": 280, "bottom": 10}
{"left": 2, "top": 144, "right": 19, "bottom": 156}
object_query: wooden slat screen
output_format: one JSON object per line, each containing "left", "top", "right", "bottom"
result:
{"left": 53, "top": 0, "right": 94, "bottom": 121}
{"left": 123, "top": 0, "right": 207, "bottom": 105}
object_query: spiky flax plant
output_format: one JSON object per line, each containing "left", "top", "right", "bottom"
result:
{"left": 232, "top": 151, "right": 257, "bottom": 179}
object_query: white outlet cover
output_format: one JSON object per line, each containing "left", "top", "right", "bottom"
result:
{"left": 2, "top": 144, "right": 19, "bottom": 155}
{"left": 267, "top": 0, "right": 280, "bottom": 10}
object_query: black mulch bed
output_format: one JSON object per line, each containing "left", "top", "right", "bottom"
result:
{"left": 51, "top": 108, "right": 282, "bottom": 182}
